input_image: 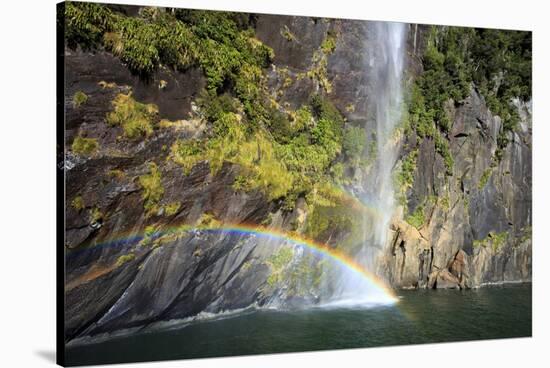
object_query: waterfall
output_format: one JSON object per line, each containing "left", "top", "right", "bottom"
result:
{"left": 324, "top": 22, "right": 407, "bottom": 307}
{"left": 368, "top": 22, "right": 407, "bottom": 251}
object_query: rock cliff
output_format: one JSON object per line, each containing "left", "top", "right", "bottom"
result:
{"left": 61, "top": 3, "right": 531, "bottom": 342}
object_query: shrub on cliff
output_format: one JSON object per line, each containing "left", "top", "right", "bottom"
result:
{"left": 139, "top": 162, "right": 164, "bottom": 216}
{"left": 71, "top": 135, "right": 98, "bottom": 156}
{"left": 106, "top": 93, "right": 158, "bottom": 139}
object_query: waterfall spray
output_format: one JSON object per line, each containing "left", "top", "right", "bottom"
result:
{"left": 326, "top": 22, "right": 407, "bottom": 306}
{"left": 369, "top": 22, "right": 407, "bottom": 250}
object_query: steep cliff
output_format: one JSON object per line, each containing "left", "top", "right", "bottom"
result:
{"left": 61, "top": 3, "right": 531, "bottom": 342}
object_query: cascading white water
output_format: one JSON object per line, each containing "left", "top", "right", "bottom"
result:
{"left": 325, "top": 22, "right": 407, "bottom": 307}
{"left": 368, "top": 22, "right": 407, "bottom": 250}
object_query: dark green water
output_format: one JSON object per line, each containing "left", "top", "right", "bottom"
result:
{"left": 65, "top": 284, "right": 531, "bottom": 366}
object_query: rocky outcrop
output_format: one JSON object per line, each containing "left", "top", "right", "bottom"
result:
{"left": 379, "top": 88, "right": 532, "bottom": 289}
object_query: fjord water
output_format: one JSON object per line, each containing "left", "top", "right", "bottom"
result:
{"left": 65, "top": 284, "right": 531, "bottom": 366}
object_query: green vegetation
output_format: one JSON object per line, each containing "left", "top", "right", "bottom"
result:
{"left": 64, "top": 2, "right": 116, "bottom": 50}
{"left": 434, "top": 132, "right": 453, "bottom": 175}
{"left": 302, "top": 31, "right": 336, "bottom": 93}
{"left": 290, "top": 106, "right": 313, "bottom": 132}
{"left": 473, "top": 231, "right": 508, "bottom": 252}
{"left": 397, "top": 149, "right": 418, "bottom": 190}
{"left": 406, "top": 203, "right": 425, "bottom": 229}
{"left": 288, "top": 254, "right": 325, "bottom": 296}
{"left": 342, "top": 126, "right": 366, "bottom": 163}
{"left": 172, "top": 112, "right": 293, "bottom": 200}
{"left": 106, "top": 93, "right": 158, "bottom": 139}
{"left": 172, "top": 96, "right": 346, "bottom": 208}
{"left": 164, "top": 202, "right": 181, "bottom": 216}
{"left": 72, "top": 91, "right": 88, "bottom": 108}
{"left": 107, "top": 169, "right": 126, "bottom": 180}
{"left": 144, "top": 224, "right": 159, "bottom": 237}
{"left": 138, "top": 163, "right": 164, "bottom": 216}
{"left": 281, "top": 25, "right": 296, "bottom": 42}
{"left": 305, "top": 200, "right": 360, "bottom": 242}
{"left": 71, "top": 196, "right": 84, "bottom": 211}
{"left": 116, "top": 253, "right": 136, "bottom": 266}
{"left": 266, "top": 247, "right": 294, "bottom": 286}
{"left": 321, "top": 31, "right": 337, "bottom": 54}
{"left": 440, "top": 195, "right": 450, "bottom": 211}
{"left": 478, "top": 168, "right": 493, "bottom": 190}
{"left": 196, "top": 212, "right": 221, "bottom": 228}
{"left": 66, "top": 2, "right": 273, "bottom": 99}
{"left": 408, "top": 26, "right": 531, "bottom": 169}
{"left": 71, "top": 135, "right": 98, "bottom": 155}
{"left": 90, "top": 207, "right": 103, "bottom": 223}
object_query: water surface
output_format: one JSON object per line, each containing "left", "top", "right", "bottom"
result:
{"left": 65, "top": 284, "right": 531, "bottom": 366}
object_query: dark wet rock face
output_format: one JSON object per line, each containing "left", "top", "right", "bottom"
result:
{"left": 380, "top": 88, "right": 532, "bottom": 290}
{"left": 63, "top": 9, "right": 531, "bottom": 343}
{"left": 65, "top": 48, "right": 205, "bottom": 122}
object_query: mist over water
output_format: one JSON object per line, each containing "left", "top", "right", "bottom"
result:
{"left": 328, "top": 22, "right": 407, "bottom": 306}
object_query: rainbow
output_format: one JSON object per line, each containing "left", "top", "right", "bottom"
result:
{"left": 71, "top": 222, "right": 399, "bottom": 304}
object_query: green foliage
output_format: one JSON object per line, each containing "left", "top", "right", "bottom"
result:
{"left": 66, "top": 4, "right": 351, "bottom": 210}
{"left": 144, "top": 224, "right": 159, "bottom": 237}
{"left": 288, "top": 254, "right": 325, "bottom": 296}
{"left": 440, "top": 195, "right": 450, "bottom": 211}
{"left": 71, "top": 196, "right": 84, "bottom": 211}
{"left": 266, "top": 247, "right": 294, "bottom": 286}
{"left": 70, "top": 3, "right": 349, "bottom": 209}
{"left": 107, "top": 169, "right": 125, "bottom": 180}
{"left": 291, "top": 106, "right": 313, "bottom": 132}
{"left": 408, "top": 83, "right": 436, "bottom": 138}
{"left": 90, "top": 207, "right": 103, "bottom": 223}
{"left": 106, "top": 93, "right": 158, "bottom": 139}
{"left": 197, "top": 91, "right": 239, "bottom": 122}
{"left": 434, "top": 132, "right": 454, "bottom": 175}
{"left": 305, "top": 202, "right": 359, "bottom": 241}
{"left": 116, "top": 253, "right": 136, "bottom": 266}
{"left": 170, "top": 139, "right": 204, "bottom": 175}
{"left": 406, "top": 204, "right": 425, "bottom": 229}
{"left": 64, "top": 2, "right": 115, "bottom": 50}
{"left": 310, "top": 94, "right": 344, "bottom": 127}
{"left": 72, "top": 91, "right": 88, "bottom": 108}
{"left": 172, "top": 97, "right": 345, "bottom": 207}
{"left": 281, "top": 25, "right": 296, "bottom": 42}
{"left": 267, "top": 109, "right": 293, "bottom": 144}
{"left": 232, "top": 132, "right": 294, "bottom": 200}
{"left": 164, "top": 202, "right": 181, "bottom": 216}
{"left": 342, "top": 126, "right": 366, "bottom": 162}
{"left": 397, "top": 149, "right": 418, "bottom": 189}
{"left": 301, "top": 183, "right": 363, "bottom": 248}
{"left": 407, "top": 25, "right": 531, "bottom": 182}
{"left": 71, "top": 135, "right": 98, "bottom": 155}
{"left": 411, "top": 26, "right": 531, "bottom": 163}
{"left": 311, "top": 118, "right": 342, "bottom": 158}
{"left": 473, "top": 231, "right": 508, "bottom": 252}
{"left": 172, "top": 112, "right": 293, "bottom": 200}
{"left": 321, "top": 32, "right": 337, "bottom": 54}
{"left": 300, "top": 30, "right": 336, "bottom": 93}
{"left": 478, "top": 168, "right": 492, "bottom": 190}
{"left": 138, "top": 162, "right": 164, "bottom": 216}
{"left": 65, "top": 2, "right": 273, "bottom": 97}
